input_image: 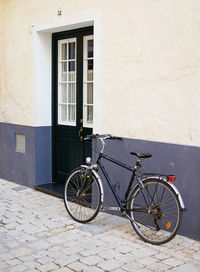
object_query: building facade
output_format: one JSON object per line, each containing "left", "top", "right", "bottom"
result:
{"left": 0, "top": 0, "right": 200, "bottom": 240}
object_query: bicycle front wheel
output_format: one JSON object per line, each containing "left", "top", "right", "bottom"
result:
{"left": 64, "top": 167, "right": 101, "bottom": 223}
{"left": 128, "top": 179, "right": 182, "bottom": 245}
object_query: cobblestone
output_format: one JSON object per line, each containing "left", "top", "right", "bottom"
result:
{"left": 80, "top": 256, "right": 103, "bottom": 266}
{"left": 98, "top": 259, "right": 125, "bottom": 271}
{"left": 0, "top": 178, "right": 200, "bottom": 272}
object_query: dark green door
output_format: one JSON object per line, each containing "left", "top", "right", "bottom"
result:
{"left": 52, "top": 27, "right": 93, "bottom": 184}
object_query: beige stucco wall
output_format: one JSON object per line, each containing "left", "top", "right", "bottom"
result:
{"left": 0, "top": 0, "right": 200, "bottom": 146}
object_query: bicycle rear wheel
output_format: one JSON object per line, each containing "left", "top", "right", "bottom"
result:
{"left": 128, "top": 179, "right": 182, "bottom": 245}
{"left": 64, "top": 167, "right": 101, "bottom": 223}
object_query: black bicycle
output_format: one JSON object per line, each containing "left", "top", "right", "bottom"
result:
{"left": 64, "top": 134, "right": 185, "bottom": 245}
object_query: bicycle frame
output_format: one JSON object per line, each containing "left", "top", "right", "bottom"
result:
{"left": 96, "top": 152, "right": 185, "bottom": 212}
{"left": 96, "top": 152, "right": 136, "bottom": 210}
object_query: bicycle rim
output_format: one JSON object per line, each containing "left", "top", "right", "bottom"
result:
{"left": 129, "top": 179, "right": 182, "bottom": 245}
{"left": 64, "top": 168, "right": 101, "bottom": 223}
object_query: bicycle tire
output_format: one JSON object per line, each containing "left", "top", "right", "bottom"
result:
{"left": 128, "top": 179, "right": 182, "bottom": 245}
{"left": 64, "top": 167, "right": 101, "bottom": 223}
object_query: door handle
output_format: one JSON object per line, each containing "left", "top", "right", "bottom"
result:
{"left": 78, "top": 126, "right": 83, "bottom": 141}
{"left": 78, "top": 119, "right": 83, "bottom": 141}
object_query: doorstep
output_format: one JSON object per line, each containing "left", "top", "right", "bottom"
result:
{"left": 34, "top": 183, "right": 64, "bottom": 199}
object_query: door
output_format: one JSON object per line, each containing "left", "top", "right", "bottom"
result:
{"left": 52, "top": 27, "right": 94, "bottom": 183}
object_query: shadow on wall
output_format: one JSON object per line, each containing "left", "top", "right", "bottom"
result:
{"left": 93, "top": 137, "right": 200, "bottom": 241}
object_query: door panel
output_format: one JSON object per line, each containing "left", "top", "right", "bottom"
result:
{"left": 52, "top": 27, "right": 93, "bottom": 184}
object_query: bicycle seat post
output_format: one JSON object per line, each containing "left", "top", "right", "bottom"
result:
{"left": 99, "top": 137, "right": 106, "bottom": 154}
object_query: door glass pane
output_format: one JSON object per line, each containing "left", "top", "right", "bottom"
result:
{"left": 68, "top": 105, "right": 76, "bottom": 122}
{"left": 61, "top": 43, "right": 67, "bottom": 60}
{"left": 61, "top": 105, "right": 67, "bottom": 122}
{"left": 87, "top": 106, "right": 93, "bottom": 123}
{"left": 69, "top": 42, "right": 75, "bottom": 59}
{"left": 61, "top": 84, "right": 67, "bottom": 103}
{"left": 68, "top": 61, "right": 76, "bottom": 81}
{"left": 68, "top": 83, "right": 75, "bottom": 103}
{"left": 61, "top": 62, "right": 67, "bottom": 81}
{"left": 87, "top": 60, "right": 93, "bottom": 81}
{"left": 58, "top": 38, "right": 76, "bottom": 126}
{"left": 83, "top": 35, "right": 94, "bottom": 128}
{"left": 87, "top": 83, "right": 93, "bottom": 104}
{"left": 88, "top": 40, "right": 93, "bottom": 58}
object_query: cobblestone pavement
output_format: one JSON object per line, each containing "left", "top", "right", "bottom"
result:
{"left": 0, "top": 179, "right": 200, "bottom": 272}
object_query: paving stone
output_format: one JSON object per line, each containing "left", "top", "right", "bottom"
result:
{"left": 37, "top": 262, "right": 60, "bottom": 272}
{"left": 79, "top": 249, "right": 99, "bottom": 257}
{"left": 154, "top": 253, "right": 170, "bottom": 260}
{"left": 122, "top": 262, "right": 144, "bottom": 272}
{"left": 80, "top": 256, "right": 104, "bottom": 266}
{"left": 169, "top": 263, "right": 200, "bottom": 272}
{"left": 147, "top": 261, "right": 171, "bottom": 272}
{"left": 135, "top": 269, "right": 153, "bottom": 272}
{"left": 9, "top": 264, "right": 28, "bottom": 272}
{"left": 98, "top": 259, "right": 125, "bottom": 270}
{"left": 162, "top": 257, "right": 184, "bottom": 267}
{"left": 83, "top": 267, "right": 104, "bottom": 272}
{"left": 55, "top": 255, "right": 80, "bottom": 267}
{"left": 0, "top": 260, "right": 9, "bottom": 270}
{"left": 6, "top": 258, "right": 23, "bottom": 266}
{"left": 118, "top": 245, "right": 133, "bottom": 254}
{"left": 138, "top": 256, "right": 158, "bottom": 265}
{"left": 10, "top": 247, "right": 33, "bottom": 258}
{"left": 0, "top": 252, "right": 15, "bottom": 261}
{"left": 68, "top": 261, "right": 89, "bottom": 271}
{"left": 112, "top": 269, "right": 127, "bottom": 272}
{"left": 131, "top": 247, "right": 158, "bottom": 258}
{"left": 54, "top": 268, "right": 73, "bottom": 272}
{"left": 23, "top": 261, "right": 41, "bottom": 269}
{"left": 37, "top": 256, "right": 54, "bottom": 265}
{"left": 24, "top": 269, "right": 39, "bottom": 272}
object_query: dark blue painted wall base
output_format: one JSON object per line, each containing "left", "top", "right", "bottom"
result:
{"left": 0, "top": 123, "right": 52, "bottom": 188}
{"left": 93, "top": 137, "right": 200, "bottom": 241}
{"left": 0, "top": 122, "right": 199, "bottom": 240}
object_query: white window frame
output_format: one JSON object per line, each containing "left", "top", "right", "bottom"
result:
{"left": 83, "top": 35, "right": 94, "bottom": 128}
{"left": 58, "top": 38, "right": 77, "bottom": 126}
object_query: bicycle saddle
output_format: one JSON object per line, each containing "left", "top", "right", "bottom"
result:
{"left": 130, "top": 152, "right": 152, "bottom": 159}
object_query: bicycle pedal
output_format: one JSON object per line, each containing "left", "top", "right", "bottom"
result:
{"left": 100, "top": 205, "right": 107, "bottom": 211}
{"left": 100, "top": 205, "right": 120, "bottom": 211}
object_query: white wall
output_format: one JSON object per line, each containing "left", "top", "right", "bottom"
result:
{"left": 0, "top": 0, "right": 200, "bottom": 146}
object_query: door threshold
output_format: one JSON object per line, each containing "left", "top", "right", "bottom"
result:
{"left": 34, "top": 183, "right": 64, "bottom": 199}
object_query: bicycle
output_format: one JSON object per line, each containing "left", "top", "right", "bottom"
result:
{"left": 64, "top": 134, "right": 185, "bottom": 245}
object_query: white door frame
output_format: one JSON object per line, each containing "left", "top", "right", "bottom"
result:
{"left": 32, "top": 10, "right": 102, "bottom": 133}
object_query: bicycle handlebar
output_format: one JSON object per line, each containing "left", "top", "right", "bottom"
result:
{"left": 84, "top": 134, "right": 122, "bottom": 154}
{"left": 84, "top": 134, "right": 122, "bottom": 141}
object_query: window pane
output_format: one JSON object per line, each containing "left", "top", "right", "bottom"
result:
{"left": 61, "top": 105, "right": 67, "bottom": 122}
{"left": 87, "top": 60, "right": 93, "bottom": 81}
{"left": 87, "top": 105, "right": 93, "bottom": 123}
{"left": 68, "top": 83, "right": 75, "bottom": 103}
{"left": 68, "top": 61, "right": 76, "bottom": 81}
{"left": 88, "top": 40, "right": 93, "bottom": 58}
{"left": 61, "top": 62, "right": 67, "bottom": 81}
{"left": 69, "top": 42, "right": 75, "bottom": 59}
{"left": 61, "top": 43, "right": 67, "bottom": 60}
{"left": 87, "top": 83, "right": 93, "bottom": 104}
{"left": 61, "top": 84, "right": 67, "bottom": 103}
{"left": 68, "top": 105, "right": 76, "bottom": 122}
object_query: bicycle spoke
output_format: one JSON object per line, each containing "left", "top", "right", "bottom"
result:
{"left": 129, "top": 179, "right": 181, "bottom": 244}
{"left": 64, "top": 168, "right": 101, "bottom": 223}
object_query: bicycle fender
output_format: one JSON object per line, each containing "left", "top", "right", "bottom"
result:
{"left": 80, "top": 165, "right": 104, "bottom": 203}
{"left": 168, "top": 183, "right": 186, "bottom": 211}
{"left": 140, "top": 176, "right": 186, "bottom": 211}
